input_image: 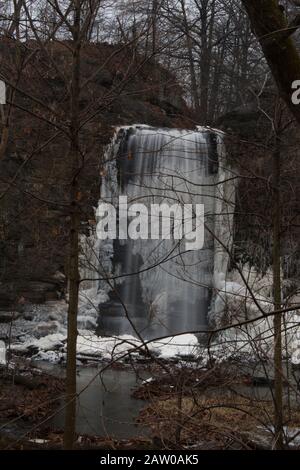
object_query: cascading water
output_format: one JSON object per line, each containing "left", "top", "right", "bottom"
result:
{"left": 94, "top": 125, "right": 235, "bottom": 340}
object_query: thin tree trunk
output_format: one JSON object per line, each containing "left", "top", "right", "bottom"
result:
{"left": 8, "top": 0, "right": 22, "bottom": 38}
{"left": 152, "top": 0, "right": 158, "bottom": 56}
{"left": 63, "top": 1, "right": 81, "bottom": 450}
{"left": 180, "top": 0, "right": 200, "bottom": 115}
{"left": 199, "top": 0, "right": 211, "bottom": 123}
{"left": 208, "top": 41, "right": 225, "bottom": 121}
{"left": 272, "top": 135, "right": 283, "bottom": 450}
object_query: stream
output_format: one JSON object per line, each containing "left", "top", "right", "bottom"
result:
{"left": 38, "top": 363, "right": 148, "bottom": 439}
{"left": 36, "top": 359, "right": 300, "bottom": 439}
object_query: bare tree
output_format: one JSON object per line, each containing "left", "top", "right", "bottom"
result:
{"left": 241, "top": 0, "right": 300, "bottom": 124}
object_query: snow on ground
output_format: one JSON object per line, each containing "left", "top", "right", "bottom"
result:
{"left": 2, "top": 277, "right": 300, "bottom": 366}
{"left": 4, "top": 287, "right": 201, "bottom": 364}
{"left": 76, "top": 332, "right": 140, "bottom": 360}
{"left": 8, "top": 329, "right": 200, "bottom": 364}
{"left": 6, "top": 312, "right": 300, "bottom": 366}
{"left": 148, "top": 334, "right": 199, "bottom": 359}
{"left": 258, "top": 426, "right": 300, "bottom": 448}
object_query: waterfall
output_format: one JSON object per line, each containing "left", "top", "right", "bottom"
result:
{"left": 94, "top": 125, "right": 235, "bottom": 340}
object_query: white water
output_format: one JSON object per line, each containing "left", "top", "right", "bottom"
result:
{"left": 93, "top": 125, "right": 235, "bottom": 339}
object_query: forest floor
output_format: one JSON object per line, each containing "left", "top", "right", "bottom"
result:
{"left": 0, "top": 357, "right": 65, "bottom": 449}
{"left": 133, "top": 364, "right": 300, "bottom": 450}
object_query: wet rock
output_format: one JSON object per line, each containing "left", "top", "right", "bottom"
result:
{"left": 24, "top": 312, "right": 34, "bottom": 321}
{"left": 32, "top": 321, "right": 60, "bottom": 338}
{"left": 0, "top": 340, "right": 6, "bottom": 365}
{"left": 0, "top": 311, "right": 21, "bottom": 323}
{"left": 19, "top": 281, "right": 58, "bottom": 304}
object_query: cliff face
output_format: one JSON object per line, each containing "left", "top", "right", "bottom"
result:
{"left": 0, "top": 40, "right": 194, "bottom": 309}
{"left": 219, "top": 95, "right": 300, "bottom": 287}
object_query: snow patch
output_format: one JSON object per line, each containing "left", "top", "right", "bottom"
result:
{"left": 10, "top": 329, "right": 200, "bottom": 363}
{"left": 148, "top": 334, "right": 199, "bottom": 359}
{"left": 76, "top": 333, "right": 140, "bottom": 360}
{"left": 11, "top": 332, "right": 66, "bottom": 353}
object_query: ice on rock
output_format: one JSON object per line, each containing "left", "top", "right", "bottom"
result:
{"left": 11, "top": 333, "right": 66, "bottom": 353}
{"left": 0, "top": 340, "right": 6, "bottom": 365}
{"left": 34, "top": 350, "right": 65, "bottom": 363}
{"left": 289, "top": 312, "right": 300, "bottom": 365}
{"left": 76, "top": 287, "right": 109, "bottom": 330}
{"left": 210, "top": 265, "right": 300, "bottom": 365}
{"left": 77, "top": 315, "right": 97, "bottom": 330}
{"left": 32, "top": 321, "right": 60, "bottom": 338}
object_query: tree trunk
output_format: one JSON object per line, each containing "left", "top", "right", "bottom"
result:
{"left": 8, "top": 0, "right": 23, "bottom": 38}
{"left": 272, "top": 135, "right": 283, "bottom": 450}
{"left": 241, "top": 0, "right": 300, "bottom": 124}
{"left": 180, "top": 0, "right": 200, "bottom": 115}
{"left": 199, "top": 0, "right": 211, "bottom": 123}
{"left": 152, "top": 0, "right": 158, "bottom": 56}
{"left": 63, "top": 1, "right": 81, "bottom": 450}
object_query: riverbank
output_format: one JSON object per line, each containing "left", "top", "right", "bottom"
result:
{"left": 1, "top": 355, "right": 300, "bottom": 450}
{"left": 0, "top": 357, "right": 64, "bottom": 449}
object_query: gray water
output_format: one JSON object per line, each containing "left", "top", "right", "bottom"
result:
{"left": 36, "top": 360, "right": 300, "bottom": 440}
{"left": 40, "top": 364, "right": 148, "bottom": 438}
